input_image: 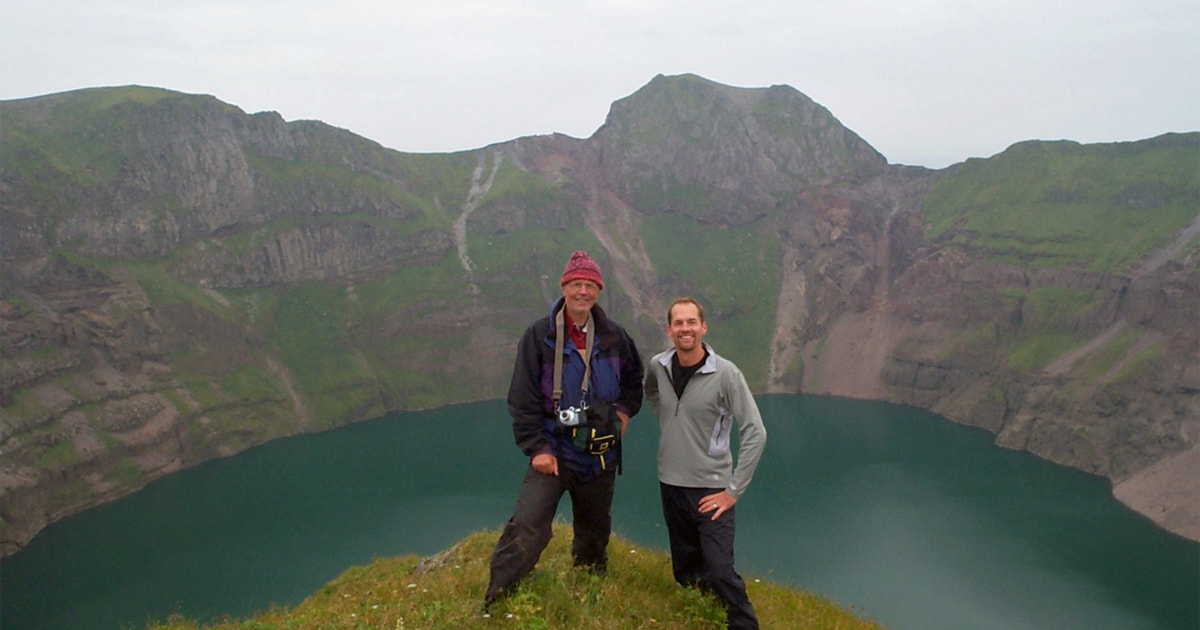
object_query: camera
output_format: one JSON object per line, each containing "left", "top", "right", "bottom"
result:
{"left": 556, "top": 406, "right": 583, "bottom": 427}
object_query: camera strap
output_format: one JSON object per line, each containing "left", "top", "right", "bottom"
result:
{"left": 552, "top": 306, "right": 594, "bottom": 411}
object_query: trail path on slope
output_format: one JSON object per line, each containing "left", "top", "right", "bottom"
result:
{"left": 1043, "top": 322, "right": 1127, "bottom": 377}
{"left": 576, "top": 157, "right": 663, "bottom": 336}
{"left": 453, "top": 152, "right": 503, "bottom": 280}
{"left": 1045, "top": 209, "right": 1198, "bottom": 377}
{"left": 265, "top": 356, "right": 311, "bottom": 428}
{"left": 1133, "top": 209, "right": 1200, "bottom": 279}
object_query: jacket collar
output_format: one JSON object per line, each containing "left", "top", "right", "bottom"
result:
{"left": 656, "top": 343, "right": 716, "bottom": 373}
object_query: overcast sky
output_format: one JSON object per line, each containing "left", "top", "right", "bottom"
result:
{"left": 2, "top": 0, "right": 1196, "bottom": 168}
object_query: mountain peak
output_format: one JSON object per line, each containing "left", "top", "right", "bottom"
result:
{"left": 592, "top": 74, "right": 887, "bottom": 224}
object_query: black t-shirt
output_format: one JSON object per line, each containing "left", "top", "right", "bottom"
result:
{"left": 670, "top": 349, "right": 708, "bottom": 400}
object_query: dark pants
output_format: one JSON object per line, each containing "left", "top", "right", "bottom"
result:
{"left": 660, "top": 483, "right": 759, "bottom": 630}
{"left": 485, "top": 465, "right": 616, "bottom": 601}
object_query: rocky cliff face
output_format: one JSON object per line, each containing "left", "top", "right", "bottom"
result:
{"left": 2, "top": 76, "right": 1196, "bottom": 554}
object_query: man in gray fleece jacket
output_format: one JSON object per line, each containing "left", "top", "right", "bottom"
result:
{"left": 644, "top": 297, "right": 767, "bottom": 630}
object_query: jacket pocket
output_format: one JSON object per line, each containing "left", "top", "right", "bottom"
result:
{"left": 707, "top": 400, "right": 731, "bottom": 456}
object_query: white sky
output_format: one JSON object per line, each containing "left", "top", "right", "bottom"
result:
{"left": 2, "top": 0, "right": 1197, "bottom": 168}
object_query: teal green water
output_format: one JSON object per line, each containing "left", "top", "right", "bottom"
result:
{"left": 2, "top": 396, "right": 1197, "bottom": 630}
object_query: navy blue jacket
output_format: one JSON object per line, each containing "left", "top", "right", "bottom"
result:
{"left": 507, "top": 298, "right": 644, "bottom": 476}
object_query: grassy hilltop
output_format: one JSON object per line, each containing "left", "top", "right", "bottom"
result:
{"left": 145, "top": 528, "right": 884, "bottom": 630}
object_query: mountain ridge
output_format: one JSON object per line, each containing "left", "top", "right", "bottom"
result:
{"left": 1, "top": 75, "right": 1196, "bottom": 555}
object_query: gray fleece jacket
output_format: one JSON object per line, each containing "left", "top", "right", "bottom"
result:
{"left": 645, "top": 344, "right": 767, "bottom": 499}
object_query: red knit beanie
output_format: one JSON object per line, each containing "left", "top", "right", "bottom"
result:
{"left": 560, "top": 250, "right": 604, "bottom": 289}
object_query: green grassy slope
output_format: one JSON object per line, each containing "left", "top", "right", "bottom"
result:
{"left": 922, "top": 134, "right": 1199, "bottom": 272}
{"left": 144, "top": 528, "right": 885, "bottom": 630}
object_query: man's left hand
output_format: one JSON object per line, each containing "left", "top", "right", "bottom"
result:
{"left": 698, "top": 491, "right": 736, "bottom": 521}
{"left": 618, "top": 412, "right": 630, "bottom": 437}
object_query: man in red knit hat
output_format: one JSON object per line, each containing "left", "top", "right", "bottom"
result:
{"left": 485, "top": 250, "right": 644, "bottom": 611}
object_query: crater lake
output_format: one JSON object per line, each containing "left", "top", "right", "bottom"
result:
{"left": 2, "top": 395, "right": 1196, "bottom": 630}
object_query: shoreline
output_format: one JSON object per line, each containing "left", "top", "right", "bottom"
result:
{"left": 1113, "top": 445, "right": 1200, "bottom": 543}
